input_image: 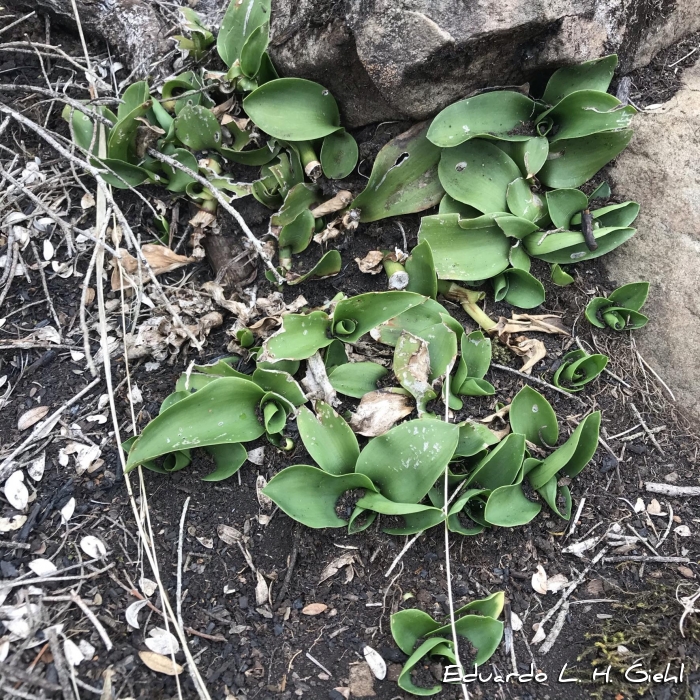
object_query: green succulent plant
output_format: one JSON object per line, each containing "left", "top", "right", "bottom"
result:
{"left": 585, "top": 282, "right": 650, "bottom": 331}
{"left": 553, "top": 348, "right": 609, "bottom": 392}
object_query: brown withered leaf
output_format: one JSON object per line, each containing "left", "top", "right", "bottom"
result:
{"left": 495, "top": 313, "right": 569, "bottom": 337}
{"left": 301, "top": 603, "right": 328, "bottom": 616}
{"left": 311, "top": 190, "right": 353, "bottom": 218}
{"left": 138, "top": 651, "right": 183, "bottom": 676}
{"left": 319, "top": 552, "right": 357, "bottom": 584}
{"left": 349, "top": 389, "right": 414, "bottom": 437}
{"left": 355, "top": 251, "right": 384, "bottom": 274}
{"left": 112, "top": 245, "right": 194, "bottom": 291}
{"left": 511, "top": 336, "right": 547, "bottom": 374}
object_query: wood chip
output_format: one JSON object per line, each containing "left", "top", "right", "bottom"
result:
{"left": 17, "top": 405, "right": 49, "bottom": 431}
{"left": 301, "top": 603, "right": 328, "bottom": 616}
{"left": 138, "top": 650, "right": 183, "bottom": 676}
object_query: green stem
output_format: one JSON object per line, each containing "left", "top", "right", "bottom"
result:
{"left": 381, "top": 250, "right": 409, "bottom": 290}
{"left": 437, "top": 280, "right": 496, "bottom": 332}
{"left": 297, "top": 140, "right": 321, "bottom": 180}
{"left": 279, "top": 246, "right": 292, "bottom": 270}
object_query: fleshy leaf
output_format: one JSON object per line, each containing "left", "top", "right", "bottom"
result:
{"left": 524, "top": 226, "right": 636, "bottom": 263}
{"left": 551, "top": 263, "right": 574, "bottom": 286}
{"left": 240, "top": 21, "right": 270, "bottom": 78}
{"left": 439, "top": 140, "right": 522, "bottom": 213}
{"left": 608, "top": 281, "right": 649, "bottom": 311}
{"left": 263, "top": 465, "right": 378, "bottom": 528}
{"left": 538, "top": 129, "right": 634, "bottom": 189}
{"left": 495, "top": 268, "right": 545, "bottom": 309}
{"left": 405, "top": 240, "right": 438, "bottom": 299}
{"left": 391, "top": 610, "right": 441, "bottom": 655}
{"left": 260, "top": 311, "right": 333, "bottom": 362}
{"left": 243, "top": 78, "right": 340, "bottom": 140}
{"left": 546, "top": 188, "right": 588, "bottom": 229}
{"left": 467, "top": 433, "right": 526, "bottom": 490}
{"left": 252, "top": 368, "right": 306, "bottom": 406}
{"left": 528, "top": 411, "right": 601, "bottom": 489}
{"left": 438, "top": 194, "right": 480, "bottom": 218}
{"left": 173, "top": 104, "right": 222, "bottom": 151}
{"left": 542, "top": 55, "right": 618, "bottom": 105}
{"left": 495, "top": 137, "right": 549, "bottom": 178}
{"left": 297, "top": 403, "right": 360, "bottom": 475}
{"left": 202, "top": 443, "right": 247, "bottom": 481}
{"left": 328, "top": 362, "right": 388, "bottom": 398}
{"left": 429, "top": 615, "right": 504, "bottom": 665}
{"left": 352, "top": 122, "right": 444, "bottom": 222}
{"left": 455, "top": 421, "right": 501, "bottom": 457}
{"left": 510, "top": 385, "right": 558, "bottom": 446}
{"left": 418, "top": 213, "right": 511, "bottom": 281}
{"left": 397, "top": 638, "right": 449, "bottom": 696}
{"left": 287, "top": 250, "right": 342, "bottom": 285}
{"left": 356, "top": 419, "right": 459, "bottom": 504}
{"left": 393, "top": 332, "right": 436, "bottom": 415}
{"left": 217, "top": 0, "right": 271, "bottom": 68}
{"left": 553, "top": 350, "right": 608, "bottom": 392}
{"left": 332, "top": 291, "right": 426, "bottom": 342}
{"left": 125, "top": 378, "right": 265, "bottom": 470}
{"left": 570, "top": 201, "right": 640, "bottom": 228}
{"left": 506, "top": 178, "right": 547, "bottom": 223}
{"left": 279, "top": 209, "right": 315, "bottom": 254}
{"left": 320, "top": 129, "right": 358, "bottom": 179}
{"left": 427, "top": 91, "right": 535, "bottom": 147}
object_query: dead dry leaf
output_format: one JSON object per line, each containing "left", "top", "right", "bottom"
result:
{"left": 495, "top": 314, "right": 569, "bottom": 337}
{"left": 80, "top": 535, "right": 107, "bottom": 559}
{"left": 256, "top": 475, "right": 273, "bottom": 511}
{"left": 531, "top": 623, "right": 546, "bottom": 645}
{"left": 145, "top": 628, "right": 180, "bottom": 656}
{"left": 349, "top": 390, "right": 414, "bottom": 437}
{"left": 355, "top": 251, "right": 384, "bottom": 274}
{"left": 4, "top": 471, "right": 28, "bottom": 510}
{"left": 319, "top": 552, "right": 356, "bottom": 584}
{"left": 126, "top": 600, "right": 149, "bottom": 628}
{"left": 28, "top": 559, "right": 57, "bottom": 577}
{"left": 217, "top": 524, "right": 244, "bottom": 545}
{"left": 301, "top": 352, "right": 337, "bottom": 407}
{"left": 363, "top": 646, "right": 386, "bottom": 680}
{"left": 138, "top": 650, "right": 183, "bottom": 676}
{"left": 255, "top": 571, "right": 269, "bottom": 606}
{"left": 0, "top": 515, "right": 27, "bottom": 532}
{"left": 511, "top": 336, "right": 547, "bottom": 374}
{"left": 678, "top": 566, "right": 695, "bottom": 579}
{"left": 311, "top": 191, "right": 353, "bottom": 218}
{"left": 531, "top": 564, "right": 548, "bottom": 595}
{"left": 111, "top": 244, "right": 194, "bottom": 291}
{"left": 301, "top": 603, "right": 327, "bottom": 616}
{"left": 18, "top": 406, "right": 49, "bottom": 431}
{"left": 546, "top": 574, "right": 569, "bottom": 593}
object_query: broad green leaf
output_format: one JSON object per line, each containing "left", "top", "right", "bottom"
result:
{"left": 509, "top": 242, "right": 531, "bottom": 271}
{"left": 219, "top": 142, "right": 280, "bottom": 165}
{"left": 175, "top": 373, "right": 219, "bottom": 393}
{"left": 252, "top": 368, "right": 306, "bottom": 405}
{"left": 590, "top": 181, "right": 612, "bottom": 200}
{"left": 538, "top": 129, "right": 634, "bottom": 189}
{"left": 278, "top": 209, "right": 314, "bottom": 254}
{"left": 528, "top": 411, "right": 601, "bottom": 489}
{"left": 202, "top": 443, "right": 247, "bottom": 481}
{"left": 553, "top": 350, "right": 608, "bottom": 391}
{"left": 372, "top": 298, "right": 462, "bottom": 347}
{"left": 546, "top": 188, "right": 588, "bottom": 229}
{"left": 62, "top": 105, "right": 105, "bottom": 156}
{"left": 496, "top": 268, "right": 545, "bottom": 308}
{"left": 271, "top": 183, "right": 321, "bottom": 227}
{"left": 453, "top": 591, "right": 505, "bottom": 619}
{"left": 217, "top": 0, "right": 271, "bottom": 68}
{"left": 537, "top": 474, "right": 572, "bottom": 519}
{"left": 510, "top": 385, "right": 558, "bottom": 446}
{"left": 323, "top": 339, "right": 348, "bottom": 373}
{"left": 243, "top": 78, "right": 340, "bottom": 140}
{"left": 260, "top": 311, "right": 333, "bottom": 362}
{"left": 297, "top": 403, "right": 360, "bottom": 475}
{"left": 99, "top": 159, "right": 150, "bottom": 188}
{"left": 405, "top": 240, "right": 438, "bottom": 299}
{"left": 538, "top": 91, "right": 635, "bottom": 142}
{"left": 240, "top": 21, "right": 270, "bottom": 77}
{"left": 193, "top": 357, "right": 244, "bottom": 377}
{"left": 356, "top": 420, "right": 459, "bottom": 503}
{"left": 524, "top": 226, "right": 636, "bottom": 263}
{"left": 356, "top": 492, "right": 445, "bottom": 535}
{"left": 455, "top": 421, "right": 501, "bottom": 457}
{"left": 287, "top": 250, "right": 342, "bottom": 285}
{"left": 467, "top": 433, "right": 526, "bottom": 489}
{"left": 601, "top": 307, "right": 649, "bottom": 330}
{"left": 320, "top": 129, "right": 358, "bottom": 179}
{"left": 427, "top": 91, "right": 535, "bottom": 147}
{"left": 506, "top": 178, "right": 547, "bottom": 222}
{"left": 352, "top": 122, "right": 444, "bottom": 222}
{"left": 162, "top": 148, "right": 199, "bottom": 192}
{"left": 391, "top": 610, "right": 441, "bottom": 655}
{"left": 107, "top": 101, "right": 152, "bottom": 163}
{"left": 160, "top": 391, "right": 190, "bottom": 413}
{"left": 263, "top": 392, "right": 293, "bottom": 434}
{"left": 552, "top": 263, "right": 574, "bottom": 287}
{"left": 418, "top": 213, "right": 511, "bottom": 281}
{"left": 328, "top": 362, "right": 388, "bottom": 398}
{"left": 162, "top": 73, "right": 205, "bottom": 115}
{"left": 393, "top": 332, "right": 436, "bottom": 415}
{"left": 118, "top": 81, "right": 149, "bottom": 120}
{"left": 174, "top": 104, "right": 222, "bottom": 150}
{"left": 494, "top": 214, "right": 540, "bottom": 239}
{"left": 495, "top": 136, "right": 549, "bottom": 178}
{"left": 585, "top": 297, "right": 611, "bottom": 328}
{"left": 125, "top": 378, "right": 265, "bottom": 470}
{"left": 570, "top": 201, "right": 640, "bottom": 228}
{"left": 263, "top": 465, "right": 378, "bottom": 528}
{"left": 429, "top": 615, "right": 504, "bottom": 665}
{"left": 455, "top": 331, "right": 491, "bottom": 384}
{"left": 332, "top": 291, "right": 426, "bottom": 342}
{"left": 608, "top": 281, "right": 649, "bottom": 311}
{"left": 257, "top": 51, "right": 279, "bottom": 84}
{"left": 439, "top": 139, "right": 522, "bottom": 213}
{"left": 446, "top": 487, "right": 488, "bottom": 534}
{"left": 542, "top": 55, "right": 618, "bottom": 105}
{"left": 484, "top": 480, "right": 542, "bottom": 527}
{"left": 439, "top": 194, "right": 481, "bottom": 218}
{"left": 397, "top": 638, "right": 449, "bottom": 696}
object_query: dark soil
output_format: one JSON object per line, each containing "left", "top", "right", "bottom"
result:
{"left": 1, "top": 13, "right": 700, "bottom": 700}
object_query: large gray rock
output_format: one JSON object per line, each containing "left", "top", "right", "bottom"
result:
{"left": 267, "top": 0, "right": 700, "bottom": 126}
{"left": 604, "top": 63, "right": 700, "bottom": 420}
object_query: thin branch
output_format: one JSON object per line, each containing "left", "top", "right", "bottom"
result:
{"left": 491, "top": 363, "right": 586, "bottom": 405}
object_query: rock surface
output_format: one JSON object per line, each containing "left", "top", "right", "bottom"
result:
{"left": 23, "top": 0, "right": 700, "bottom": 127}
{"left": 604, "top": 63, "right": 700, "bottom": 420}
{"left": 266, "top": 0, "right": 700, "bottom": 125}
